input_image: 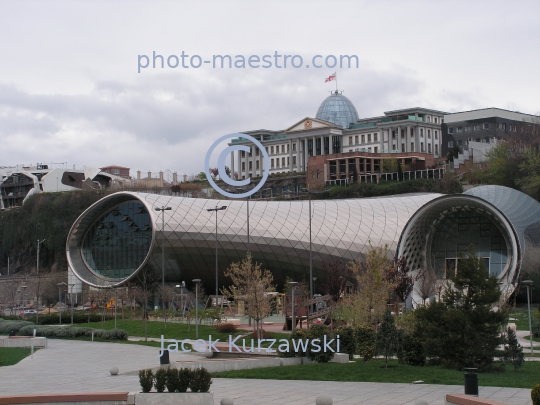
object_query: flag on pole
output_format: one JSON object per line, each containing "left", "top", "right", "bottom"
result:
{"left": 325, "top": 72, "right": 336, "bottom": 83}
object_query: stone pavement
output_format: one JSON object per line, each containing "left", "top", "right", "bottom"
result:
{"left": 0, "top": 339, "right": 533, "bottom": 405}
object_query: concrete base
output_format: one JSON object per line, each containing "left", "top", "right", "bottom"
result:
{"left": 134, "top": 392, "right": 214, "bottom": 405}
{"left": 330, "top": 353, "right": 349, "bottom": 363}
{"left": 0, "top": 337, "right": 47, "bottom": 348}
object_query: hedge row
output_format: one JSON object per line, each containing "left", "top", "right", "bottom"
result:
{"left": 0, "top": 319, "right": 128, "bottom": 340}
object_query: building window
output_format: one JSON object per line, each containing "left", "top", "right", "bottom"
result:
{"left": 421, "top": 142, "right": 425, "bottom": 152}
{"left": 292, "top": 143, "right": 296, "bottom": 152}
{"left": 249, "top": 161, "right": 252, "bottom": 170}
{"left": 287, "top": 144, "right": 290, "bottom": 152}
{"left": 368, "top": 134, "right": 371, "bottom": 142}
{"left": 401, "top": 144, "right": 405, "bottom": 152}
{"left": 456, "top": 127, "right": 463, "bottom": 133}
{"left": 113, "top": 169, "right": 120, "bottom": 174}
{"left": 256, "top": 148, "right": 259, "bottom": 156}
{"left": 428, "top": 130, "right": 431, "bottom": 139}
{"left": 287, "top": 157, "right": 290, "bottom": 166}
{"left": 428, "top": 143, "right": 432, "bottom": 153}
{"left": 427, "top": 116, "right": 431, "bottom": 122}
{"left": 435, "top": 144, "right": 439, "bottom": 155}
{"left": 374, "top": 146, "right": 378, "bottom": 153}
{"left": 349, "top": 136, "right": 353, "bottom": 145}
{"left": 374, "top": 133, "right": 378, "bottom": 142}
{"left": 401, "top": 130, "right": 405, "bottom": 138}
{"left": 448, "top": 127, "right": 454, "bottom": 134}
{"left": 420, "top": 128, "right": 424, "bottom": 137}
{"left": 473, "top": 124, "right": 480, "bottom": 130}
{"left": 411, "top": 142, "right": 415, "bottom": 152}
{"left": 448, "top": 141, "right": 453, "bottom": 147}
{"left": 293, "top": 156, "right": 296, "bottom": 165}
{"left": 435, "top": 131, "right": 438, "bottom": 139}
{"left": 281, "top": 145, "right": 285, "bottom": 153}
{"left": 435, "top": 117, "right": 438, "bottom": 123}
{"left": 483, "top": 123, "right": 489, "bottom": 129}
{"left": 392, "top": 131, "right": 396, "bottom": 139}
{"left": 410, "top": 128, "right": 413, "bottom": 136}
{"left": 241, "top": 151, "right": 245, "bottom": 158}
{"left": 270, "top": 146, "right": 274, "bottom": 154}
{"left": 249, "top": 147, "right": 252, "bottom": 157}
{"left": 361, "top": 135, "right": 365, "bottom": 143}
{"left": 256, "top": 160, "right": 260, "bottom": 170}
{"left": 242, "top": 162, "right": 245, "bottom": 171}
{"left": 282, "top": 157, "right": 285, "bottom": 166}
{"left": 355, "top": 135, "right": 358, "bottom": 144}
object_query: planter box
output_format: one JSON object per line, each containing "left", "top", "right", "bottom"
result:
{"left": 134, "top": 392, "right": 214, "bottom": 405}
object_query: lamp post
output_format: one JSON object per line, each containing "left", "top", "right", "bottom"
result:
{"left": 69, "top": 284, "right": 75, "bottom": 325}
{"left": 57, "top": 282, "right": 67, "bottom": 325}
{"left": 113, "top": 287, "right": 117, "bottom": 329}
{"left": 288, "top": 281, "right": 298, "bottom": 331}
{"left": 16, "top": 290, "right": 21, "bottom": 308}
{"left": 176, "top": 281, "right": 186, "bottom": 319}
{"left": 36, "top": 239, "right": 45, "bottom": 275}
{"left": 20, "top": 285, "right": 27, "bottom": 308}
{"left": 522, "top": 280, "right": 534, "bottom": 355}
{"left": 192, "top": 279, "right": 201, "bottom": 338}
{"left": 154, "top": 206, "right": 172, "bottom": 309}
{"left": 206, "top": 205, "right": 227, "bottom": 301}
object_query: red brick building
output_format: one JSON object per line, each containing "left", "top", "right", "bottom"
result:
{"left": 307, "top": 151, "right": 444, "bottom": 189}
{"left": 100, "top": 165, "right": 131, "bottom": 179}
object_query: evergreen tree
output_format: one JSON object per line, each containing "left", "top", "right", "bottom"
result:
{"left": 504, "top": 327, "right": 525, "bottom": 371}
{"left": 378, "top": 308, "right": 398, "bottom": 368}
{"left": 415, "top": 246, "right": 507, "bottom": 370}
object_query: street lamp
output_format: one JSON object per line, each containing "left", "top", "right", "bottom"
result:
{"left": 113, "top": 287, "right": 117, "bottom": 329}
{"left": 522, "top": 280, "right": 534, "bottom": 355}
{"left": 21, "top": 285, "right": 27, "bottom": 308}
{"left": 16, "top": 290, "right": 21, "bottom": 308}
{"left": 192, "top": 279, "right": 201, "bottom": 338}
{"left": 176, "top": 281, "right": 186, "bottom": 319}
{"left": 206, "top": 205, "right": 227, "bottom": 301}
{"left": 69, "top": 284, "right": 75, "bottom": 325}
{"left": 36, "top": 239, "right": 45, "bottom": 275}
{"left": 57, "top": 282, "right": 67, "bottom": 325}
{"left": 154, "top": 206, "right": 172, "bottom": 309}
{"left": 288, "top": 281, "right": 298, "bottom": 331}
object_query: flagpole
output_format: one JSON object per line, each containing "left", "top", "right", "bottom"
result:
{"left": 335, "top": 72, "right": 338, "bottom": 91}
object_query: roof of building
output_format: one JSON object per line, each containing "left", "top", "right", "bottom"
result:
{"left": 100, "top": 165, "right": 130, "bottom": 170}
{"left": 444, "top": 108, "right": 540, "bottom": 123}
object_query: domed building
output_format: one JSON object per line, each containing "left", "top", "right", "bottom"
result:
{"left": 315, "top": 90, "right": 359, "bottom": 129}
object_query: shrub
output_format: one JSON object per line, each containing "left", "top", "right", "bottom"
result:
{"left": 139, "top": 369, "right": 154, "bottom": 393}
{"left": 247, "top": 329, "right": 272, "bottom": 340}
{"left": 189, "top": 367, "right": 212, "bottom": 393}
{"left": 15, "top": 325, "right": 128, "bottom": 340}
{"left": 165, "top": 368, "right": 180, "bottom": 393}
{"left": 0, "top": 320, "right": 34, "bottom": 334}
{"left": 504, "top": 327, "right": 525, "bottom": 371}
{"left": 397, "top": 331, "right": 425, "bottom": 366}
{"left": 532, "top": 384, "right": 540, "bottom": 405}
{"left": 178, "top": 368, "right": 192, "bottom": 392}
{"left": 154, "top": 368, "right": 167, "bottom": 393}
{"left": 335, "top": 326, "right": 355, "bottom": 360}
{"left": 278, "top": 328, "right": 308, "bottom": 358}
{"left": 306, "top": 324, "right": 334, "bottom": 363}
{"left": 532, "top": 316, "right": 540, "bottom": 339}
{"left": 354, "top": 325, "right": 376, "bottom": 362}
{"left": 215, "top": 322, "right": 238, "bottom": 334}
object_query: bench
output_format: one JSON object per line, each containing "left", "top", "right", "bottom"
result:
{"left": 446, "top": 394, "right": 509, "bottom": 405}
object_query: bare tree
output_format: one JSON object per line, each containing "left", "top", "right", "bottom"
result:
{"left": 321, "top": 259, "right": 353, "bottom": 304}
{"left": 134, "top": 266, "right": 158, "bottom": 342}
{"left": 415, "top": 268, "right": 437, "bottom": 305}
{"left": 157, "top": 285, "right": 176, "bottom": 327}
{"left": 223, "top": 254, "right": 275, "bottom": 340}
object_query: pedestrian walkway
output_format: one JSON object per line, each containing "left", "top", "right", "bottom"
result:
{"left": 0, "top": 339, "right": 532, "bottom": 405}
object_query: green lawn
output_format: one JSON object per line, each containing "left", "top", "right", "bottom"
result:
{"left": 213, "top": 359, "right": 540, "bottom": 388}
{"left": 0, "top": 348, "right": 32, "bottom": 367}
{"left": 508, "top": 307, "right": 539, "bottom": 331}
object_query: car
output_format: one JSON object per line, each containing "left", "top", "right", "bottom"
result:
{"left": 23, "top": 309, "right": 37, "bottom": 314}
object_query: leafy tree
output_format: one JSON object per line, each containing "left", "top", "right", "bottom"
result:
{"left": 223, "top": 253, "right": 275, "bottom": 340}
{"left": 377, "top": 308, "right": 398, "bottom": 368}
{"left": 386, "top": 256, "right": 414, "bottom": 305}
{"left": 517, "top": 147, "right": 540, "bottom": 201}
{"left": 414, "top": 247, "right": 507, "bottom": 370}
{"left": 354, "top": 325, "right": 376, "bottom": 362}
{"left": 503, "top": 327, "right": 524, "bottom": 370}
{"left": 415, "top": 268, "right": 438, "bottom": 305}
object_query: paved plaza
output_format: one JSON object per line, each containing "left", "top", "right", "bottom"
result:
{"left": 0, "top": 339, "right": 533, "bottom": 405}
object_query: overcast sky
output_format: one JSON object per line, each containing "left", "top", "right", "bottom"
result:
{"left": 1, "top": 0, "right": 539, "bottom": 179}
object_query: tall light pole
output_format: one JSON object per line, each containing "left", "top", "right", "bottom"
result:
{"left": 206, "top": 205, "right": 227, "bottom": 301}
{"left": 16, "top": 290, "right": 21, "bottom": 307}
{"left": 522, "top": 280, "right": 534, "bottom": 355}
{"left": 154, "top": 206, "right": 172, "bottom": 309}
{"left": 113, "top": 287, "right": 117, "bottom": 329}
{"left": 57, "top": 282, "right": 66, "bottom": 325}
{"left": 69, "top": 284, "right": 75, "bottom": 325}
{"left": 192, "top": 279, "right": 201, "bottom": 338}
{"left": 288, "top": 281, "right": 298, "bottom": 331}
{"left": 36, "top": 239, "right": 45, "bottom": 275}
{"left": 21, "top": 285, "right": 27, "bottom": 308}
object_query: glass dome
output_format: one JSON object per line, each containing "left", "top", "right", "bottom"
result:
{"left": 316, "top": 91, "right": 359, "bottom": 129}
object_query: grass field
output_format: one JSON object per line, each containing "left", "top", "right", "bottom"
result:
{"left": 213, "top": 359, "right": 540, "bottom": 388}
{"left": 0, "top": 348, "right": 32, "bottom": 367}
{"left": 509, "top": 306, "right": 540, "bottom": 331}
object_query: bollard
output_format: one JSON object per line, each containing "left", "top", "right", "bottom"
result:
{"left": 110, "top": 366, "right": 119, "bottom": 376}
{"left": 220, "top": 398, "right": 234, "bottom": 405}
{"left": 31, "top": 345, "right": 34, "bottom": 358}
{"left": 91, "top": 331, "right": 94, "bottom": 341}
{"left": 464, "top": 367, "right": 478, "bottom": 396}
{"left": 33, "top": 328, "right": 36, "bottom": 337}
{"left": 159, "top": 349, "right": 170, "bottom": 365}
{"left": 316, "top": 394, "right": 333, "bottom": 405}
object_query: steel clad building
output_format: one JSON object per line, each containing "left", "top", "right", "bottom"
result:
{"left": 66, "top": 185, "right": 540, "bottom": 299}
